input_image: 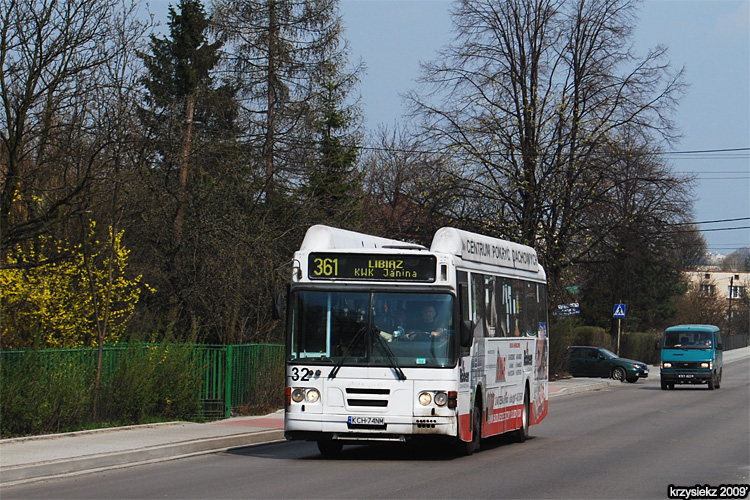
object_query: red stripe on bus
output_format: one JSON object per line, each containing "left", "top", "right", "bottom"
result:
{"left": 483, "top": 403, "right": 524, "bottom": 436}
{"left": 458, "top": 412, "right": 472, "bottom": 441}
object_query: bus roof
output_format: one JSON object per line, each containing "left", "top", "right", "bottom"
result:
{"left": 300, "top": 225, "right": 425, "bottom": 251}
{"left": 298, "top": 225, "right": 544, "bottom": 276}
{"left": 431, "top": 227, "right": 541, "bottom": 273}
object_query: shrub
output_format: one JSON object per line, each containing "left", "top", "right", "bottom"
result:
{"left": 619, "top": 331, "right": 661, "bottom": 365}
{"left": 1, "top": 342, "right": 202, "bottom": 437}
{"left": 98, "top": 343, "right": 201, "bottom": 424}
{"left": 1, "top": 351, "right": 93, "bottom": 437}
{"left": 571, "top": 325, "right": 614, "bottom": 350}
{"left": 549, "top": 318, "right": 618, "bottom": 378}
{"left": 0, "top": 225, "right": 152, "bottom": 350}
{"left": 236, "top": 358, "right": 284, "bottom": 416}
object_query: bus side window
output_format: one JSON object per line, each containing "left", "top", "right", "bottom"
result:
{"left": 457, "top": 271, "right": 473, "bottom": 350}
{"left": 486, "top": 275, "right": 498, "bottom": 337}
{"left": 509, "top": 279, "right": 523, "bottom": 337}
{"left": 524, "top": 281, "right": 538, "bottom": 336}
{"left": 499, "top": 278, "right": 511, "bottom": 337}
{"left": 471, "top": 273, "right": 486, "bottom": 338}
{"left": 458, "top": 271, "right": 469, "bottom": 319}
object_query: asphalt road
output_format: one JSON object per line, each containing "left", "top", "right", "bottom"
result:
{"left": 6, "top": 357, "right": 748, "bottom": 500}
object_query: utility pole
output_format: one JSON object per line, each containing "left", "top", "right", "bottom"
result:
{"left": 727, "top": 275, "right": 733, "bottom": 336}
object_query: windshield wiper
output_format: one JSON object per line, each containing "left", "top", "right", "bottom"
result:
{"left": 329, "top": 325, "right": 367, "bottom": 380}
{"left": 373, "top": 328, "right": 407, "bottom": 380}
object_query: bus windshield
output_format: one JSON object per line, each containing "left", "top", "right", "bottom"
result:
{"left": 288, "top": 291, "right": 455, "bottom": 368}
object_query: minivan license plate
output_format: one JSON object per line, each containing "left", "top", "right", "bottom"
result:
{"left": 348, "top": 416, "right": 384, "bottom": 425}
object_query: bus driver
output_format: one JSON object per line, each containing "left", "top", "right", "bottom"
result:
{"left": 404, "top": 303, "right": 445, "bottom": 340}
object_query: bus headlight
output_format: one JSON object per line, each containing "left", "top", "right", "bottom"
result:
{"left": 306, "top": 389, "right": 320, "bottom": 402}
{"left": 292, "top": 388, "right": 306, "bottom": 403}
{"left": 291, "top": 388, "right": 320, "bottom": 403}
{"left": 418, "top": 392, "right": 432, "bottom": 406}
{"left": 700, "top": 362, "right": 712, "bottom": 369}
{"left": 434, "top": 392, "right": 448, "bottom": 406}
{"left": 662, "top": 362, "right": 672, "bottom": 369}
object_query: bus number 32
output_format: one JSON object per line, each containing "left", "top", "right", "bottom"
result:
{"left": 291, "top": 367, "right": 314, "bottom": 381}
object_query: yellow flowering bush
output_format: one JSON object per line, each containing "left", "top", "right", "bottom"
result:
{"left": 0, "top": 224, "right": 152, "bottom": 349}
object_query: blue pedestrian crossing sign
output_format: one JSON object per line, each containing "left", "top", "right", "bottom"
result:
{"left": 613, "top": 304, "right": 627, "bottom": 318}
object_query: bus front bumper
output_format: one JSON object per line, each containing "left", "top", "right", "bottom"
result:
{"left": 284, "top": 413, "right": 458, "bottom": 442}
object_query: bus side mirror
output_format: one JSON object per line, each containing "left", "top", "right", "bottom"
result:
{"left": 717, "top": 342, "right": 723, "bottom": 350}
{"left": 654, "top": 341, "right": 660, "bottom": 350}
{"left": 460, "top": 320, "right": 474, "bottom": 348}
{"left": 272, "top": 291, "right": 285, "bottom": 320}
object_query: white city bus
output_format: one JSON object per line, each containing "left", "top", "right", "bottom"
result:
{"left": 283, "top": 225, "right": 549, "bottom": 456}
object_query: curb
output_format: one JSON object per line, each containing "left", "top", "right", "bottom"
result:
{"left": 1, "top": 430, "right": 285, "bottom": 487}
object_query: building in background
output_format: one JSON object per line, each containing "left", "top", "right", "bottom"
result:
{"left": 684, "top": 271, "right": 749, "bottom": 301}
{"left": 683, "top": 270, "right": 749, "bottom": 339}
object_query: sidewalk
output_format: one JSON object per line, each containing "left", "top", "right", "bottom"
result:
{"left": 0, "top": 413, "right": 286, "bottom": 487}
{"left": 2, "top": 347, "right": 747, "bottom": 487}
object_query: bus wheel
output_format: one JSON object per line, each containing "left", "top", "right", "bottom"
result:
{"left": 512, "top": 388, "right": 530, "bottom": 443}
{"left": 708, "top": 375, "right": 715, "bottom": 390}
{"left": 317, "top": 440, "right": 343, "bottom": 457}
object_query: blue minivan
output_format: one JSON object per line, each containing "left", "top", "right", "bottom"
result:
{"left": 659, "top": 324, "right": 723, "bottom": 390}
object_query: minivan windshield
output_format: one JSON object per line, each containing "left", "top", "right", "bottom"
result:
{"left": 288, "top": 290, "right": 455, "bottom": 368}
{"left": 663, "top": 331, "right": 714, "bottom": 349}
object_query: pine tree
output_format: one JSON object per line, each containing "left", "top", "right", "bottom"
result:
{"left": 137, "top": 0, "right": 228, "bottom": 327}
{"left": 303, "top": 60, "right": 364, "bottom": 227}
{"left": 140, "top": 0, "right": 222, "bottom": 246}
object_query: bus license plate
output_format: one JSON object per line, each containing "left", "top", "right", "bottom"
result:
{"left": 348, "top": 416, "right": 384, "bottom": 425}
{"left": 678, "top": 374, "right": 694, "bottom": 378}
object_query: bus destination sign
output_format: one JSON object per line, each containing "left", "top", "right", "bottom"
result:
{"left": 308, "top": 253, "right": 437, "bottom": 282}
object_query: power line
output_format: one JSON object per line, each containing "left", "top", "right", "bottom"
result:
{"left": 699, "top": 226, "right": 750, "bottom": 233}
{"left": 696, "top": 217, "right": 750, "bottom": 225}
{"left": 358, "top": 143, "right": 750, "bottom": 158}
{"left": 668, "top": 147, "right": 750, "bottom": 154}
{"left": 674, "top": 217, "right": 750, "bottom": 226}
{"left": 701, "top": 179, "right": 750, "bottom": 182}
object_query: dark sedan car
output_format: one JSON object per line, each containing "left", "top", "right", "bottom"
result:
{"left": 566, "top": 346, "right": 649, "bottom": 383}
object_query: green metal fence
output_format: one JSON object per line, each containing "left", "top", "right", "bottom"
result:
{"left": 0, "top": 343, "right": 285, "bottom": 420}
{"left": 196, "top": 344, "right": 285, "bottom": 418}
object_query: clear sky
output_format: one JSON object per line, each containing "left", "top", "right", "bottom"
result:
{"left": 146, "top": 0, "right": 750, "bottom": 254}
{"left": 339, "top": 0, "right": 750, "bottom": 255}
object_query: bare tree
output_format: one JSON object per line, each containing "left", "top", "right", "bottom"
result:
{"left": 360, "top": 126, "right": 460, "bottom": 244}
{"left": 575, "top": 137, "right": 696, "bottom": 331}
{"left": 408, "top": 0, "right": 687, "bottom": 303}
{"left": 0, "top": 0, "right": 148, "bottom": 262}
{"left": 721, "top": 248, "right": 750, "bottom": 273}
{"left": 672, "top": 277, "right": 727, "bottom": 329}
